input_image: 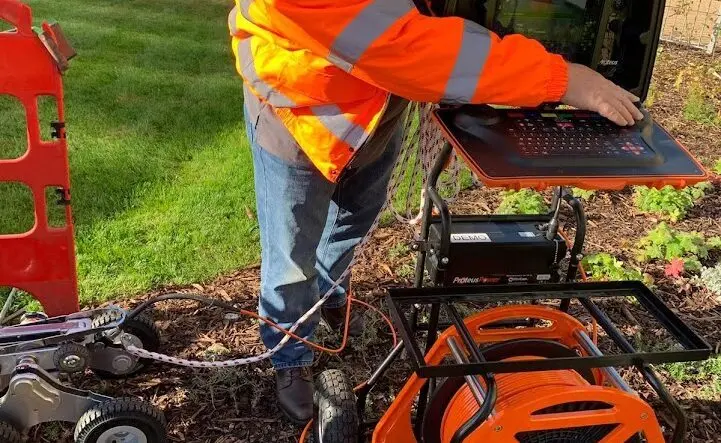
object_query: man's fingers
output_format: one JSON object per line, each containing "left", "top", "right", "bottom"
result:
{"left": 610, "top": 98, "right": 635, "bottom": 126}
{"left": 615, "top": 96, "right": 642, "bottom": 123}
{"left": 623, "top": 90, "right": 641, "bottom": 103}
{"left": 624, "top": 98, "right": 644, "bottom": 121}
{"left": 617, "top": 89, "right": 644, "bottom": 120}
{"left": 599, "top": 103, "right": 626, "bottom": 126}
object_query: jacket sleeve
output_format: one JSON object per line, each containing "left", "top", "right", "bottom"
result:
{"left": 266, "top": 0, "right": 569, "bottom": 107}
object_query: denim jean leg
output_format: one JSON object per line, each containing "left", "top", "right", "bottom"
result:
{"left": 316, "top": 127, "right": 404, "bottom": 305}
{"left": 247, "top": 113, "right": 335, "bottom": 369}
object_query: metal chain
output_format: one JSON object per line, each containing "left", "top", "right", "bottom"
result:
{"left": 124, "top": 102, "right": 457, "bottom": 369}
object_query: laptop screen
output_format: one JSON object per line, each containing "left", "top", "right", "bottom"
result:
{"left": 490, "top": 0, "right": 606, "bottom": 66}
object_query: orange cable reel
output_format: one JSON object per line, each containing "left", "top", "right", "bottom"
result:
{"left": 373, "top": 305, "right": 665, "bottom": 443}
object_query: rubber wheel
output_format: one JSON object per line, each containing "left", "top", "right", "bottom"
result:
{"left": 74, "top": 397, "right": 167, "bottom": 443}
{"left": 0, "top": 421, "right": 22, "bottom": 443}
{"left": 312, "top": 369, "right": 358, "bottom": 443}
{"left": 92, "top": 310, "right": 161, "bottom": 379}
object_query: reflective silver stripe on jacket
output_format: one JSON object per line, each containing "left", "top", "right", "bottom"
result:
{"left": 328, "top": 0, "right": 415, "bottom": 72}
{"left": 228, "top": 5, "right": 238, "bottom": 34}
{"left": 312, "top": 104, "right": 369, "bottom": 148}
{"left": 442, "top": 21, "right": 491, "bottom": 103}
{"left": 238, "top": 38, "right": 296, "bottom": 108}
{"left": 238, "top": 36, "right": 369, "bottom": 147}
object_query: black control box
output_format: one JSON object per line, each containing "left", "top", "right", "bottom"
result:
{"left": 425, "top": 217, "right": 567, "bottom": 286}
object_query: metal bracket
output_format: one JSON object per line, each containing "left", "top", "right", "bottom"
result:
{"left": 0, "top": 359, "right": 110, "bottom": 430}
{"left": 411, "top": 238, "right": 427, "bottom": 253}
{"left": 55, "top": 187, "right": 71, "bottom": 205}
{"left": 35, "top": 23, "right": 76, "bottom": 74}
{"left": 50, "top": 121, "right": 66, "bottom": 139}
{"left": 88, "top": 341, "right": 140, "bottom": 375}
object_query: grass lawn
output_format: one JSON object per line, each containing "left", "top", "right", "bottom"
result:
{"left": 1, "top": 0, "right": 258, "bottom": 304}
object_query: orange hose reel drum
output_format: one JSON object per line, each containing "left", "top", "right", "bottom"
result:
{"left": 372, "top": 305, "right": 665, "bottom": 443}
{"left": 440, "top": 357, "right": 664, "bottom": 442}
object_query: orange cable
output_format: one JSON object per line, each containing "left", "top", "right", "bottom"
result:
{"left": 231, "top": 292, "right": 398, "bottom": 355}
{"left": 232, "top": 297, "right": 352, "bottom": 354}
{"left": 299, "top": 420, "right": 312, "bottom": 443}
{"left": 222, "top": 284, "right": 401, "bottom": 443}
{"left": 351, "top": 298, "right": 399, "bottom": 348}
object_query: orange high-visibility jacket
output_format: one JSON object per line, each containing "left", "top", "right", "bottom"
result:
{"left": 229, "top": 0, "right": 569, "bottom": 181}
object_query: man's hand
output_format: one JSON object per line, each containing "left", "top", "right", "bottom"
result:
{"left": 562, "top": 63, "right": 644, "bottom": 126}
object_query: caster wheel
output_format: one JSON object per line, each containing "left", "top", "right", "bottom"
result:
{"left": 74, "top": 397, "right": 167, "bottom": 443}
{"left": 54, "top": 342, "right": 92, "bottom": 373}
{"left": 312, "top": 369, "right": 358, "bottom": 443}
{"left": 0, "top": 420, "right": 22, "bottom": 443}
{"left": 92, "top": 310, "right": 161, "bottom": 379}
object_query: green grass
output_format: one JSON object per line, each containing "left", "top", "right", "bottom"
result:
{"left": 1, "top": 0, "right": 256, "bottom": 303}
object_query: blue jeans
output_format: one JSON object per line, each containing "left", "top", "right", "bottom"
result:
{"left": 246, "top": 113, "right": 402, "bottom": 369}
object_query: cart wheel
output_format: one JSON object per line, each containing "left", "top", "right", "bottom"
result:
{"left": 312, "top": 369, "right": 358, "bottom": 443}
{"left": 74, "top": 397, "right": 167, "bottom": 443}
{"left": 0, "top": 420, "right": 22, "bottom": 443}
{"left": 92, "top": 310, "right": 161, "bottom": 379}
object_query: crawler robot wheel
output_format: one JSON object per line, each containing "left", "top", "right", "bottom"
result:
{"left": 54, "top": 342, "right": 92, "bottom": 373}
{"left": 92, "top": 310, "right": 161, "bottom": 379}
{"left": 312, "top": 369, "right": 358, "bottom": 443}
{"left": 74, "top": 397, "right": 167, "bottom": 443}
{"left": 0, "top": 420, "right": 22, "bottom": 443}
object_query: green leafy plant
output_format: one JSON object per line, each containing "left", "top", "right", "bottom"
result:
{"left": 633, "top": 182, "right": 713, "bottom": 222}
{"left": 496, "top": 190, "right": 548, "bottom": 215}
{"left": 713, "top": 159, "right": 721, "bottom": 174}
{"left": 571, "top": 188, "right": 596, "bottom": 200}
{"left": 388, "top": 242, "right": 410, "bottom": 259}
{"left": 396, "top": 263, "right": 415, "bottom": 279}
{"left": 637, "top": 223, "right": 721, "bottom": 271}
{"left": 662, "top": 356, "right": 721, "bottom": 400}
{"left": 581, "top": 253, "right": 644, "bottom": 282}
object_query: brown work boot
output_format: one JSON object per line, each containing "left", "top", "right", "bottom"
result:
{"left": 276, "top": 367, "right": 314, "bottom": 425}
{"left": 321, "top": 303, "right": 364, "bottom": 337}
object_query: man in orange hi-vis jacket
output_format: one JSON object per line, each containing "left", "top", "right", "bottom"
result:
{"left": 228, "top": 0, "right": 643, "bottom": 424}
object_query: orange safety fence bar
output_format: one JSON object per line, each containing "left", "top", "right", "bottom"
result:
{"left": 0, "top": 0, "right": 79, "bottom": 315}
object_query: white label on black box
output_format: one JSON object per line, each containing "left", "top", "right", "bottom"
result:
{"left": 451, "top": 233, "right": 491, "bottom": 243}
{"left": 518, "top": 232, "right": 536, "bottom": 238}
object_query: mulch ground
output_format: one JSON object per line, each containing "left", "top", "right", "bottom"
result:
{"left": 29, "top": 45, "right": 721, "bottom": 442}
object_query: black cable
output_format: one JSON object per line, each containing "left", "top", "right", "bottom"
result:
{"left": 126, "top": 293, "right": 240, "bottom": 321}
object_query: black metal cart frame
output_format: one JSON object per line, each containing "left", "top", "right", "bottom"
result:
{"left": 354, "top": 142, "right": 712, "bottom": 443}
